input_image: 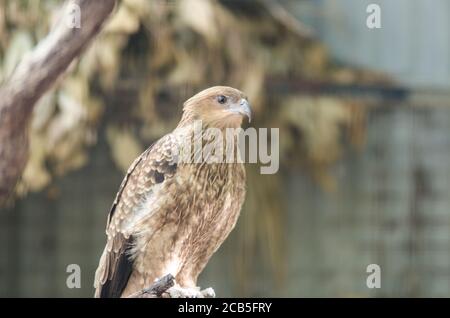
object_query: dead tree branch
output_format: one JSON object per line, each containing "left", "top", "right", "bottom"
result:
{"left": 259, "top": 0, "right": 314, "bottom": 39}
{"left": 0, "top": 0, "right": 116, "bottom": 207}
{"left": 127, "top": 274, "right": 176, "bottom": 298}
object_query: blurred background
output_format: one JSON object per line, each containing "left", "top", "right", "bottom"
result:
{"left": 1, "top": 0, "right": 450, "bottom": 297}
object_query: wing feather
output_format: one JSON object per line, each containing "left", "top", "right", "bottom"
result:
{"left": 107, "top": 147, "right": 151, "bottom": 227}
{"left": 94, "top": 135, "right": 178, "bottom": 297}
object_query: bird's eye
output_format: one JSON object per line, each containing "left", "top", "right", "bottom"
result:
{"left": 217, "top": 95, "right": 227, "bottom": 104}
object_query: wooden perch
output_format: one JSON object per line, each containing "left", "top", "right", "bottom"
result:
{"left": 0, "top": 0, "right": 116, "bottom": 207}
{"left": 127, "top": 274, "right": 176, "bottom": 298}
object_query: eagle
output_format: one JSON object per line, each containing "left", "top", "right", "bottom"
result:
{"left": 94, "top": 86, "right": 251, "bottom": 298}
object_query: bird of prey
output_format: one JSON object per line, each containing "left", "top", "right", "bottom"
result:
{"left": 94, "top": 86, "right": 251, "bottom": 298}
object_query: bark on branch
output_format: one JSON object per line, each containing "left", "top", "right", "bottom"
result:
{"left": 127, "top": 274, "right": 176, "bottom": 298}
{"left": 0, "top": 0, "right": 116, "bottom": 207}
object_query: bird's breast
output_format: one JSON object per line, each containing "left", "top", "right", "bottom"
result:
{"left": 130, "top": 161, "right": 246, "bottom": 287}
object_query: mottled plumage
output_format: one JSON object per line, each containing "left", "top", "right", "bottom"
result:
{"left": 94, "top": 86, "right": 250, "bottom": 297}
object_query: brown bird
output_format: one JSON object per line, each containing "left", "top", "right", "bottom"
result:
{"left": 94, "top": 86, "right": 251, "bottom": 297}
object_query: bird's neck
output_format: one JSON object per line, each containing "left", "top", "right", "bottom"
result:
{"left": 173, "top": 121, "right": 244, "bottom": 165}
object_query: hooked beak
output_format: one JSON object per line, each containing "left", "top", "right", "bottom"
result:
{"left": 229, "top": 99, "right": 252, "bottom": 123}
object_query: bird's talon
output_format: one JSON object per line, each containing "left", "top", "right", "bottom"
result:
{"left": 200, "top": 287, "right": 215, "bottom": 298}
{"left": 167, "top": 285, "right": 213, "bottom": 298}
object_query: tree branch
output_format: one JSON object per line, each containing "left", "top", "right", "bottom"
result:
{"left": 127, "top": 274, "right": 176, "bottom": 298}
{"left": 0, "top": 0, "right": 116, "bottom": 207}
{"left": 259, "top": 0, "right": 314, "bottom": 39}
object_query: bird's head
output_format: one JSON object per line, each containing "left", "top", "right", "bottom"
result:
{"left": 180, "top": 86, "right": 251, "bottom": 129}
